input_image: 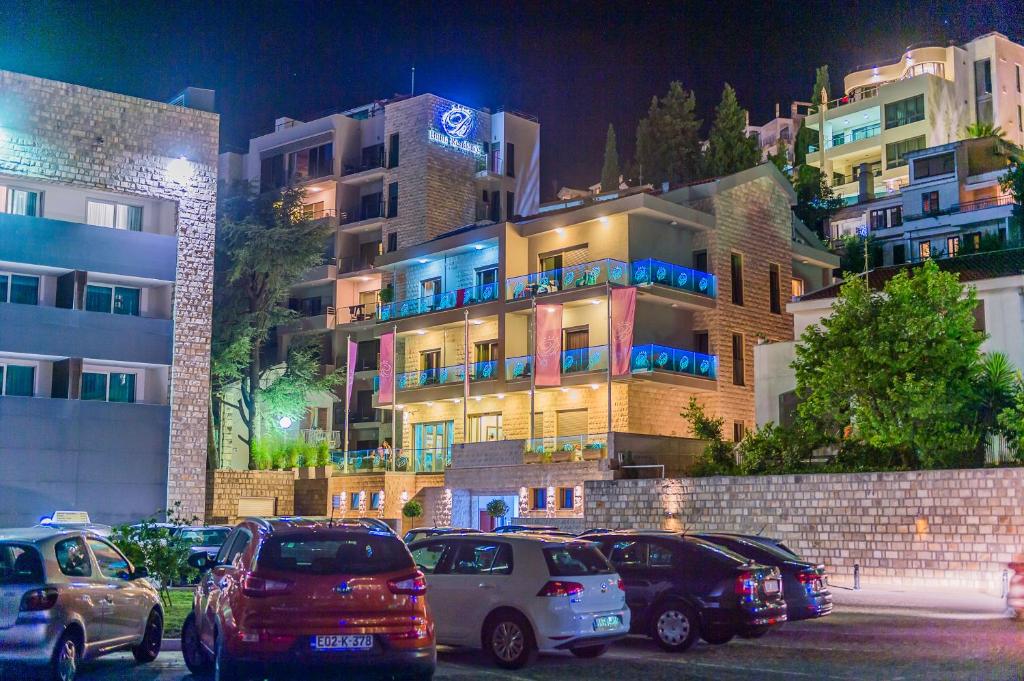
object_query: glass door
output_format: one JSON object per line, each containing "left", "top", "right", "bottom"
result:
{"left": 414, "top": 421, "right": 454, "bottom": 471}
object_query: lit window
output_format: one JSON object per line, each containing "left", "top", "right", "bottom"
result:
{"left": 531, "top": 487, "right": 547, "bottom": 510}
{"left": 947, "top": 236, "right": 960, "bottom": 257}
{"left": 791, "top": 278, "right": 805, "bottom": 298}
{"left": 86, "top": 200, "right": 142, "bottom": 231}
{"left": 918, "top": 241, "right": 931, "bottom": 260}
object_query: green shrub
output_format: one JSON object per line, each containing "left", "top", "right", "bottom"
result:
{"left": 486, "top": 499, "right": 509, "bottom": 519}
{"left": 109, "top": 503, "right": 197, "bottom": 605}
{"left": 315, "top": 440, "right": 332, "bottom": 466}
{"left": 402, "top": 500, "right": 423, "bottom": 519}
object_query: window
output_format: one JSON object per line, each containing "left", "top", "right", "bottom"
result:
{"left": 889, "top": 206, "right": 903, "bottom": 227}
{"left": 733, "top": 421, "right": 746, "bottom": 442}
{"left": 54, "top": 537, "right": 91, "bottom": 577}
{"left": 558, "top": 487, "right": 575, "bottom": 510}
{"left": 562, "top": 328, "right": 590, "bottom": 374}
{"left": 947, "top": 236, "right": 960, "bottom": 257}
{"left": 694, "top": 331, "right": 709, "bottom": 355}
{"left": 543, "top": 545, "right": 613, "bottom": 576}
{"left": 1019, "top": 105, "right": 1023, "bottom": 134}
{"left": 769, "top": 264, "right": 781, "bottom": 314}
{"left": 884, "top": 94, "right": 925, "bottom": 129}
{"left": 0, "top": 187, "right": 40, "bottom": 216}
{"left": 1017, "top": 64, "right": 1022, "bottom": 93}
{"left": 468, "top": 413, "right": 503, "bottom": 442}
{"left": 370, "top": 492, "right": 382, "bottom": 510}
{"left": 85, "top": 285, "right": 140, "bottom": 316}
{"left": 410, "top": 542, "right": 447, "bottom": 574}
{"left": 885, "top": 136, "right": 926, "bottom": 169}
{"left": 260, "top": 154, "right": 286, "bottom": 191}
{"left": 0, "top": 364, "right": 35, "bottom": 397}
{"left": 531, "top": 487, "right": 547, "bottom": 510}
{"left": 975, "top": 59, "right": 993, "bottom": 124}
{"left": 966, "top": 232, "right": 982, "bottom": 251}
{"left": 914, "top": 152, "right": 955, "bottom": 180}
{"left": 505, "top": 142, "right": 515, "bottom": 177}
{"left": 421, "top": 277, "right": 442, "bottom": 301}
{"left": 922, "top": 191, "right": 940, "bottom": 215}
{"left": 557, "top": 408, "right": 588, "bottom": 441}
{"left": 893, "top": 244, "right": 907, "bottom": 265}
{"left": 450, "top": 541, "right": 513, "bottom": 576}
{"left": 350, "top": 492, "right": 361, "bottom": 510}
{"left": 87, "top": 539, "right": 130, "bottom": 579}
{"left": 387, "top": 232, "right": 398, "bottom": 252}
{"left": 360, "top": 192, "right": 383, "bottom": 220}
{"left": 973, "top": 300, "right": 986, "bottom": 332}
{"left": 475, "top": 266, "right": 498, "bottom": 289}
{"left": 648, "top": 542, "right": 676, "bottom": 568}
{"left": 86, "top": 200, "right": 142, "bottom": 231}
{"left": 419, "top": 349, "right": 441, "bottom": 379}
{"left": 387, "top": 181, "right": 398, "bottom": 218}
{"left": 730, "top": 253, "right": 744, "bottom": 305}
{"left": 81, "top": 371, "right": 136, "bottom": 403}
{"left": 0, "top": 273, "right": 39, "bottom": 305}
{"left": 0, "top": 544, "right": 43, "bottom": 584}
{"left": 692, "top": 250, "right": 708, "bottom": 273}
{"left": 506, "top": 191, "right": 515, "bottom": 220}
{"left": 918, "top": 241, "right": 931, "bottom": 260}
{"left": 731, "top": 333, "right": 744, "bottom": 386}
{"left": 259, "top": 533, "right": 412, "bottom": 575}
{"left": 790, "top": 278, "right": 805, "bottom": 298}
{"left": 388, "top": 132, "right": 400, "bottom": 168}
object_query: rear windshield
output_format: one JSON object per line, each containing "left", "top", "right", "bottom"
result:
{"left": 257, "top": 533, "right": 414, "bottom": 575}
{"left": 543, "top": 544, "right": 615, "bottom": 576}
{"left": 706, "top": 536, "right": 801, "bottom": 564}
{"left": 0, "top": 543, "right": 44, "bottom": 584}
{"left": 178, "top": 529, "right": 230, "bottom": 546}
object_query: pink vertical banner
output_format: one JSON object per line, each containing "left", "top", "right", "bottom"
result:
{"left": 378, "top": 332, "right": 395, "bottom": 404}
{"left": 535, "top": 304, "right": 563, "bottom": 387}
{"left": 610, "top": 286, "right": 636, "bottom": 377}
{"left": 346, "top": 339, "right": 357, "bottom": 404}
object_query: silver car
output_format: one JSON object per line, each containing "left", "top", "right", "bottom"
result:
{"left": 0, "top": 527, "right": 163, "bottom": 681}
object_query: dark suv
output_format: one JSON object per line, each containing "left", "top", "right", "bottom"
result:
{"left": 693, "top": 533, "right": 832, "bottom": 629}
{"left": 585, "top": 531, "right": 787, "bottom": 651}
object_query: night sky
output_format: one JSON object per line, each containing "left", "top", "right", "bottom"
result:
{"left": 1, "top": 0, "right": 1021, "bottom": 199}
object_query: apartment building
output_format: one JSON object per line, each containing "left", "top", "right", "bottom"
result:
{"left": 0, "top": 71, "right": 219, "bottom": 524}
{"left": 745, "top": 102, "right": 809, "bottom": 166}
{"left": 339, "top": 164, "right": 836, "bottom": 531}
{"left": 218, "top": 94, "right": 541, "bottom": 467}
{"left": 806, "top": 32, "right": 1024, "bottom": 201}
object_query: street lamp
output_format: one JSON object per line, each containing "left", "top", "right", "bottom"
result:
{"left": 278, "top": 416, "right": 293, "bottom": 429}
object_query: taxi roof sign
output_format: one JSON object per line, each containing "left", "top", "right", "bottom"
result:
{"left": 50, "top": 511, "right": 92, "bottom": 524}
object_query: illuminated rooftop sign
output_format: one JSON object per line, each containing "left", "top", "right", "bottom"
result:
{"left": 429, "top": 102, "right": 485, "bottom": 157}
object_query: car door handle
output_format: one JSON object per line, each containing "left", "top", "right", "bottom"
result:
{"left": 477, "top": 583, "right": 495, "bottom": 590}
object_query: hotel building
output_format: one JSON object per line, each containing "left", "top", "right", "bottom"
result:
{"left": 0, "top": 71, "right": 219, "bottom": 524}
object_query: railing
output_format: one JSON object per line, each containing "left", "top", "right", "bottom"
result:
{"left": 303, "top": 207, "right": 338, "bottom": 220}
{"left": 903, "top": 194, "right": 1013, "bottom": 221}
{"left": 629, "top": 344, "right": 717, "bottom": 379}
{"left": 396, "top": 363, "right": 465, "bottom": 390}
{"left": 630, "top": 258, "right": 717, "bottom": 297}
{"left": 301, "top": 428, "right": 340, "bottom": 448}
{"left": 505, "top": 355, "right": 534, "bottom": 380}
{"left": 378, "top": 280, "right": 500, "bottom": 321}
{"left": 337, "top": 256, "right": 376, "bottom": 274}
{"left": 331, "top": 447, "right": 450, "bottom": 474}
{"left": 525, "top": 433, "right": 608, "bottom": 458}
{"left": 471, "top": 360, "right": 498, "bottom": 381}
{"left": 340, "top": 201, "right": 385, "bottom": 224}
{"left": 561, "top": 344, "right": 608, "bottom": 374}
{"left": 344, "top": 147, "right": 385, "bottom": 175}
{"left": 506, "top": 257, "right": 717, "bottom": 301}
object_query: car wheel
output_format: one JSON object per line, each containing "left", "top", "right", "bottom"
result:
{"left": 484, "top": 611, "right": 538, "bottom": 669}
{"left": 181, "top": 613, "right": 213, "bottom": 676}
{"left": 650, "top": 601, "right": 698, "bottom": 652}
{"left": 739, "top": 626, "right": 770, "bottom": 639}
{"left": 132, "top": 608, "right": 163, "bottom": 663}
{"left": 48, "top": 629, "right": 81, "bottom": 681}
{"left": 570, "top": 644, "right": 609, "bottom": 658}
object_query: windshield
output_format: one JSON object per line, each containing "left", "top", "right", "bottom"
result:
{"left": 179, "top": 529, "right": 230, "bottom": 546}
{"left": 0, "top": 543, "right": 44, "bottom": 584}
{"left": 543, "top": 544, "right": 615, "bottom": 576}
{"left": 258, "top": 532, "right": 414, "bottom": 575}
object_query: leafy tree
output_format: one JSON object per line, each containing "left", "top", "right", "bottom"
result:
{"left": 635, "top": 81, "right": 703, "bottom": 185}
{"left": 621, "top": 158, "right": 642, "bottom": 187}
{"left": 998, "top": 377, "right": 1024, "bottom": 457}
{"left": 402, "top": 500, "right": 423, "bottom": 520}
{"left": 793, "top": 165, "right": 844, "bottom": 239}
{"left": 109, "top": 503, "right": 197, "bottom": 606}
{"left": 486, "top": 499, "right": 509, "bottom": 519}
{"left": 705, "top": 84, "right": 761, "bottom": 177}
{"left": 838, "top": 234, "right": 883, "bottom": 274}
{"left": 975, "top": 353, "right": 1018, "bottom": 442}
{"left": 735, "top": 422, "right": 814, "bottom": 475}
{"left": 794, "top": 66, "right": 832, "bottom": 167}
{"left": 211, "top": 183, "right": 340, "bottom": 467}
{"left": 681, "top": 397, "right": 736, "bottom": 476}
{"left": 793, "top": 261, "right": 985, "bottom": 469}
{"left": 257, "top": 340, "right": 340, "bottom": 435}
{"left": 600, "top": 124, "right": 620, "bottom": 192}
{"left": 809, "top": 65, "right": 831, "bottom": 112}
{"left": 767, "top": 139, "right": 789, "bottom": 173}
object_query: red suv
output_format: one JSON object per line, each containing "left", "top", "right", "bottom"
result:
{"left": 181, "top": 518, "right": 435, "bottom": 680}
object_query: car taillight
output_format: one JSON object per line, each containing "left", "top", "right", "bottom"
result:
{"left": 537, "top": 581, "right": 585, "bottom": 597}
{"left": 798, "top": 569, "right": 824, "bottom": 590}
{"left": 617, "top": 579, "right": 625, "bottom": 592}
{"left": 241, "top": 574, "right": 293, "bottom": 597}
{"left": 734, "top": 571, "right": 757, "bottom": 596}
{"left": 20, "top": 588, "right": 59, "bottom": 611}
{"left": 388, "top": 572, "right": 427, "bottom": 596}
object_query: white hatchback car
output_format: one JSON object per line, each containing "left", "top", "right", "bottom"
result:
{"left": 409, "top": 533, "right": 629, "bottom": 668}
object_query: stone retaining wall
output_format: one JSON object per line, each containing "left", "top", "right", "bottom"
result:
{"left": 585, "top": 468, "right": 1024, "bottom": 593}
{"left": 206, "top": 470, "right": 295, "bottom": 524}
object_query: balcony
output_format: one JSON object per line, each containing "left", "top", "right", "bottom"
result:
{"left": 506, "top": 257, "right": 716, "bottom": 301}
{"left": 808, "top": 123, "right": 881, "bottom": 153}
{"left": 331, "top": 447, "right": 450, "bottom": 475}
{"left": 903, "top": 194, "right": 1014, "bottom": 222}
{"left": 300, "top": 428, "right": 340, "bottom": 448}
{"left": 341, "top": 146, "right": 386, "bottom": 185}
{"left": 378, "top": 282, "right": 500, "bottom": 322}
{"left": 524, "top": 433, "right": 608, "bottom": 459}
{"left": 505, "top": 344, "right": 608, "bottom": 380}
{"left": 629, "top": 344, "right": 717, "bottom": 379}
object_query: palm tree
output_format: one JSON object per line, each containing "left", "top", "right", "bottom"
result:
{"left": 976, "top": 352, "right": 1017, "bottom": 430}
{"left": 964, "top": 122, "right": 1007, "bottom": 140}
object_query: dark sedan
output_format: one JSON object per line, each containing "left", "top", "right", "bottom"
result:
{"left": 694, "top": 533, "right": 832, "bottom": 631}
{"left": 584, "top": 531, "right": 787, "bottom": 651}
{"left": 402, "top": 526, "right": 481, "bottom": 544}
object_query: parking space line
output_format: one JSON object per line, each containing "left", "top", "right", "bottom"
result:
{"left": 603, "top": 651, "right": 859, "bottom": 680}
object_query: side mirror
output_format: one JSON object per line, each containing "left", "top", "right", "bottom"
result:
{"left": 130, "top": 566, "right": 149, "bottom": 580}
{"left": 188, "top": 552, "right": 214, "bottom": 571}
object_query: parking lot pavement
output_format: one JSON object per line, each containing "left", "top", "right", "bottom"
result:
{"left": 73, "top": 611, "right": 1024, "bottom": 681}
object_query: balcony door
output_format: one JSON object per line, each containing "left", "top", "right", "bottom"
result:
{"left": 562, "top": 327, "right": 589, "bottom": 374}
{"left": 413, "top": 421, "right": 454, "bottom": 471}
{"left": 420, "top": 349, "right": 441, "bottom": 385}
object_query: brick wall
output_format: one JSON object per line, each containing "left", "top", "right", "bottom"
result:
{"left": 585, "top": 469, "right": 1024, "bottom": 593}
{"left": 0, "top": 70, "right": 218, "bottom": 520}
{"left": 206, "top": 470, "right": 295, "bottom": 524}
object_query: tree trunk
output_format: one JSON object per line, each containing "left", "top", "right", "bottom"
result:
{"left": 207, "top": 394, "right": 218, "bottom": 470}
{"left": 242, "top": 338, "right": 262, "bottom": 469}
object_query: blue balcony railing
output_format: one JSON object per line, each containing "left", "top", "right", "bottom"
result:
{"left": 505, "top": 355, "right": 534, "bottom": 380}
{"left": 629, "top": 344, "right": 717, "bottom": 379}
{"left": 506, "top": 257, "right": 716, "bottom": 300}
{"left": 525, "top": 433, "right": 608, "bottom": 456}
{"left": 561, "top": 344, "right": 608, "bottom": 374}
{"left": 471, "top": 360, "right": 498, "bottom": 381}
{"left": 379, "top": 280, "right": 500, "bottom": 322}
{"left": 630, "top": 258, "right": 717, "bottom": 297}
{"left": 331, "top": 447, "right": 450, "bottom": 474}
{"left": 395, "top": 364, "right": 465, "bottom": 390}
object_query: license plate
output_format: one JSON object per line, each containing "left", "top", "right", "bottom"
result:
{"left": 593, "top": 615, "right": 621, "bottom": 631}
{"left": 764, "top": 579, "right": 781, "bottom": 595}
{"left": 313, "top": 634, "right": 373, "bottom": 650}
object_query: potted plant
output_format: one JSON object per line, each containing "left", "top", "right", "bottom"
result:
{"left": 402, "top": 499, "right": 423, "bottom": 528}
{"left": 379, "top": 283, "right": 394, "bottom": 304}
{"left": 486, "top": 499, "right": 509, "bottom": 528}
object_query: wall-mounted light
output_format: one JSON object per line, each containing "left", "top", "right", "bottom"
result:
{"left": 590, "top": 299, "right": 600, "bottom": 305}
{"left": 418, "top": 259, "right": 430, "bottom": 264}
{"left": 555, "top": 228, "right": 565, "bottom": 235}
{"left": 496, "top": 393, "right": 505, "bottom": 399}
{"left": 599, "top": 216, "right": 609, "bottom": 224}
{"left": 474, "top": 244, "right": 484, "bottom": 250}
{"left": 590, "top": 383, "right": 600, "bottom": 390}
{"left": 471, "top": 319, "right": 484, "bottom": 325}
{"left": 416, "top": 329, "right": 427, "bottom": 335}
{"left": 166, "top": 156, "right": 192, "bottom": 183}
{"left": 278, "top": 416, "right": 293, "bottom": 429}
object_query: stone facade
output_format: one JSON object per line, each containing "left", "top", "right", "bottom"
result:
{"left": 0, "top": 70, "right": 218, "bottom": 520}
{"left": 294, "top": 471, "right": 445, "bottom": 531}
{"left": 206, "top": 470, "right": 295, "bottom": 525}
{"left": 585, "top": 469, "right": 1024, "bottom": 593}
